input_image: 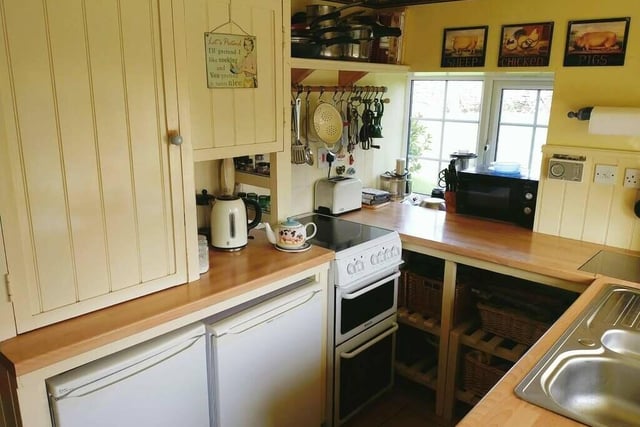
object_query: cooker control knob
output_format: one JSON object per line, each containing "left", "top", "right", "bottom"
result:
{"left": 377, "top": 252, "right": 385, "bottom": 263}
{"left": 523, "top": 206, "right": 533, "bottom": 215}
{"left": 391, "top": 246, "right": 400, "bottom": 257}
{"left": 524, "top": 192, "right": 534, "bottom": 201}
{"left": 347, "top": 263, "right": 356, "bottom": 274}
{"left": 370, "top": 254, "right": 378, "bottom": 265}
{"left": 355, "top": 260, "right": 365, "bottom": 272}
{"left": 384, "top": 249, "right": 392, "bottom": 260}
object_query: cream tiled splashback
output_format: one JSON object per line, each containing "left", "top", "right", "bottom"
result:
{"left": 535, "top": 145, "right": 640, "bottom": 250}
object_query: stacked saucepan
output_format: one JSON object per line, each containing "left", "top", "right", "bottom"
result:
{"left": 291, "top": 3, "right": 402, "bottom": 61}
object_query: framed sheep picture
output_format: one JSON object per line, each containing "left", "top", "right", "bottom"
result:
{"left": 441, "top": 26, "right": 488, "bottom": 68}
{"left": 564, "top": 17, "right": 630, "bottom": 67}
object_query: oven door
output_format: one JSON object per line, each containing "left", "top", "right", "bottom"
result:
{"left": 335, "top": 269, "right": 400, "bottom": 345}
{"left": 334, "top": 317, "right": 398, "bottom": 426}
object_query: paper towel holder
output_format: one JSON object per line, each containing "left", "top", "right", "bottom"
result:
{"left": 567, "top": 106, "right": 593, "bottom": 121}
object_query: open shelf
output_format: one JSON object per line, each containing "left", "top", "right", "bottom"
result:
{"left": 234, "top": 170, "right": 271, "bottom": 189}
{"left": 454, "top": 321, "right": 529, "bottom": 363}
{"left": 291, "top": 57, "right": 410, "bottom": 85}
{"left": 397, "top": 307, "right": 442, "bottom": 337}
{"left": 395, "top": 359, "right": 439, "bottom": 391}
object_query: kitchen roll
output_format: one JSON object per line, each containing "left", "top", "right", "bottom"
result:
{"left": 588, "top": 106, "right": 640, "bottom": 136}
{"left": 395, "top": 158, "right": 406, "bottom": 175}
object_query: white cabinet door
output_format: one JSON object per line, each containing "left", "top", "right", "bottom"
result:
{"left": 0, "top": 0, "right": 187, "bottom": 332}
{"left": 173, "top": 0, "right": 286, "bottom": 161}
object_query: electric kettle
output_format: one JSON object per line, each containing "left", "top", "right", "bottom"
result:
{"left": 210, "top": 195, "right": 261, "bottom": 251}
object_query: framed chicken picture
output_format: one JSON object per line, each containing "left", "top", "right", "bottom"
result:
{"left": 441, "top": 26, "right": 488, "bottom": 68}
{"left": 498, "top": 22, "right": 554, "bottom": 67}
{"left": 564, "top": 17, "right": 630, "bottom": 66}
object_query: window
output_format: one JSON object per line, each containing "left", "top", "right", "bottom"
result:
{"left": 406, "top": 75, "right": 553, "bottom": 195}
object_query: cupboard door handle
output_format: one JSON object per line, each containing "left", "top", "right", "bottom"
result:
{"left": 340, "top": 322, "right": 398, "bottom": 359}
{"left": 169, "top": 132, "right": 183, "bottom": 145}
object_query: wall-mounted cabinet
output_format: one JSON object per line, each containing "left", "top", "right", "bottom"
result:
{"left": 0, "top": 0, "right": 189, "bottom": 333}
{"left": 178, "top": 0, "right": 287, "bottom": 162}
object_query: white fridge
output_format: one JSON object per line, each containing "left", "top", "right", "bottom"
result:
{"left": 47, "top": 322, "right": 210, "bottom": 427}
{"left": 208, "top": 281, "right": 324, "bottom": 427}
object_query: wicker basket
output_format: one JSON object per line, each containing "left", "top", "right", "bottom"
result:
{"left": 477, "top": 301, "right": 550, "bottom": 346}
{"left": 404, "top": 271, "right": 472, "bottom": 323}
{"left": 463, "top": 351, "right": 511, "bottom": 396}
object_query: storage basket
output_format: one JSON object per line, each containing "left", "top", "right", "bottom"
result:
{"left": 477, "top": 301, "right": 550, "bottom": 346}
{"left": 463, "top": 350, "right": 511, "bottom": 396}
{"left": 405, "top": 271, "right": 472, "bottom": 323}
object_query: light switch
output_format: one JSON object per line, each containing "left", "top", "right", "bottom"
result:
{"left": 594, "top": 164, "right": 617, "bottom": 185}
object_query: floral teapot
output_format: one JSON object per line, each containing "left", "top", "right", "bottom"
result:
{"left": 264, "top": 217, "right": 317, "bottom": 250}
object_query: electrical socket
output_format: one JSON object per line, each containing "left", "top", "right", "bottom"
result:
{"left": 624, "top": 168, "right": 640, "bottom": 188}
{"left": 594, "top": 164, "right": 617, "bottom": 185}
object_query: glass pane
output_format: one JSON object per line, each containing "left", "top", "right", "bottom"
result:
{"left": 411, "top": 81, "right": 445, "bottom": 119}
{"left": 445, "top": 81, "right": 483, "bottom": 121}
{"left": 408, "top": 159, "right": 441, "bottom": 195}
{"left": 537, "top": 90, "right": 553, "bottom": 126}
{"left": 410, "top": 119, "right": 442, "bottom": 158}
{"left": 500, "top": 89, "right": 538, "bottom": 125}
{"left": 495, "top": 125, "right": 533, "bottom": 165}
{"left": 443, "top": 122, "right": 479, "bottom": 157}
{"left": 530, "top": 127, "right": 548, "bottom": 179}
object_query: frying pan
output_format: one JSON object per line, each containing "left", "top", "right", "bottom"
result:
{"left": 309, "top": 2, "right": 363, "bottom": 29}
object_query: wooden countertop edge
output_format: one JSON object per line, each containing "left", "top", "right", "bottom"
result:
{"left": 457, "top": 276, "right": 640, "bottom": 426}
{"left": 0, "top": 246, "right": 334, "bottom": 377}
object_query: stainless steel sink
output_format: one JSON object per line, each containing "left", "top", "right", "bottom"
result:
{"left": 515, "top": 285, "right": 640, "bottom": 427}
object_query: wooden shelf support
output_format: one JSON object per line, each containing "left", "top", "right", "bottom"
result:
{"left": 338, "top": 70, "right": 368, "bottom": 86}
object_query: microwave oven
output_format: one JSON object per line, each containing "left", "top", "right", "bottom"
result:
{"left": 455, "top": 166, "right": 538, "bottom": 229}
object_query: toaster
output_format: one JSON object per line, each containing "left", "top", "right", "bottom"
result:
{"left": 314, "top": 177, "right": 362, "bottom": 215}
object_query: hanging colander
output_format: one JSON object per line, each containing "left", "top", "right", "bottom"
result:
{"left": 313, "top": 101, "right": 343, "bottom": 145}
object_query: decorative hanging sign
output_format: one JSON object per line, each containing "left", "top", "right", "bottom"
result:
{"left": 204, "top": 32, "right": 257, "bottom": 88}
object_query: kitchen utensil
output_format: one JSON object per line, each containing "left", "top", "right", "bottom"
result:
{"left": 291, "top": 96, "right": 306, "bottom": 164}
{"left": 220, "top": 158, "right": 235, "bottom": 195}
{"left": 210, "top": 195, "right": 261, "bottom": 251}
{"left": 304, "top": 91, "right": 314, "bottom": 165}
{"left": 264, "top": 217, "right": 317, "bottom": 250}
{"left": 313, "top": 97, "right": 343, "bottom": 145}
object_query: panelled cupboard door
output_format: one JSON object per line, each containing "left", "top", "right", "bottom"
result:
{"left": 174, "top": 0, "right": 286, "bottom": 161}
{"left": 0, "top": 0, "right": 187, "bottom": 332}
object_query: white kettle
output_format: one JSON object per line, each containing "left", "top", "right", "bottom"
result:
{"left": 210, "top": 195, "right": 261, "bottom": 251}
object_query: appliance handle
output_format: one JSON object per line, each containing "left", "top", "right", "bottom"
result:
{"left": 222, "top": 290, "right": 322, "bottom": 336}
{"left": 51, "top": 334, "right": 204, "bottom": 400}
{"left": 340, "top": 322, "right": 398, "bottom": 359}
{"left": 342, "top": 271, "right": 401, "bottom": 300}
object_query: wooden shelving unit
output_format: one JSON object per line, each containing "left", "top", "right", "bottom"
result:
{"left": 397, "top": 307, "right": 442, "bottom": 337}
{"left": 291, "top": 57, "right": 410, "bottom": 85}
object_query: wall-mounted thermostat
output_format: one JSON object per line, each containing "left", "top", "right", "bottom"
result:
{"left": 548, "top": 159, "right": 584, "bottom": 182}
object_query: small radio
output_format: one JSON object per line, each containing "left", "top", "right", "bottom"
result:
{"left": 548, "top": 159, "right": 584, "bottom": 182}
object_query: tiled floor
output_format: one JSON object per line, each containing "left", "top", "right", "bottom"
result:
{"left": 342, "top": 379, "right": 470, "bottom": 427}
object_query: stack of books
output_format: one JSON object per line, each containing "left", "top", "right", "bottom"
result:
{"left": 362, "top": 188, "right": 391, "bottom": 207}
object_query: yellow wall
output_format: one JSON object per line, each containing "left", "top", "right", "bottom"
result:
{"left": 403, "top": 0, "right": 640, "bottom": 150}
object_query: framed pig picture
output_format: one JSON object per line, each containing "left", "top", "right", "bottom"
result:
{"left": 498, "top": 22, "right": 554, "bottom": 67}
{"left": 441, "top": 26, "right": 488, "bottom": 68}
{"left": 564, "top": 17, "right": 630, "bottom": 67}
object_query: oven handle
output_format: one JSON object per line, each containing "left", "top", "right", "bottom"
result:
{"left": 340, "top": 322, "right": 399, "bottom": 360}
{"left": 342, "top": 271, "right": 401, "bottom": 300}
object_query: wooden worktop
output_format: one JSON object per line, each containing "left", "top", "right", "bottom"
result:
{"left": 344, "top": 202, "right": 613, "bottom": 284}
{"left": 0, "top": 232, "right": 334, "bottom": 377}
{"left": 344, "top": 203, "right": 640, "bottom": 427}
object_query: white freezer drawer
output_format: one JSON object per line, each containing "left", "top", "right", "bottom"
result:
{"left": 209, "top": 281, "right": 324, "bottom": 427}
{"left": 47, "top": 323, "right": 210, "bottom": 427}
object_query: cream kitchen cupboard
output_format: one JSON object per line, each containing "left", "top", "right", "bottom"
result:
{"left": 177, "top": 0, "right": 287, "bottom": 161}
{"left": 0, "top": 0, "right": 191, "bottom": 333}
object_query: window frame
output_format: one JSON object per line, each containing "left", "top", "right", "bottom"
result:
{"left": 403, "top": 73, "right": 554, "bottom": 194}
